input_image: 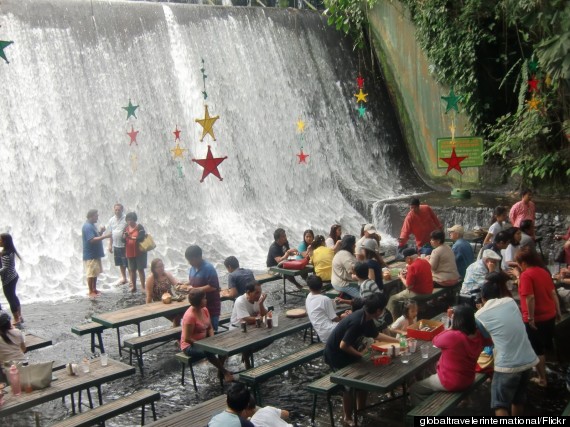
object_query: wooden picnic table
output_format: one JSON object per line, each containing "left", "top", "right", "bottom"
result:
{"left": 268, "top": 265, "right": 313, "bottom": 303}
{"left": 192, "top": 314, "right": 312, "bottom": 357}
{"left": 92, "top": 300, "right": 190, "bottom": 356}
{"left": 0, "top": 357, "right": 135, "bottom": 418}
{"left": 146, "top": 394, "right": 226, "bottom": 427}
{"left": 25, "top": 334, "right": 52, "bottom": 352}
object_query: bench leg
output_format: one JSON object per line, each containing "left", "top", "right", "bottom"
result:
{"left": 141, "top": 403, "right": 146, "bottom": 426}
{"left": 135, "top": 349, "right": 144, "bottom": 375}
{"left": 97, "top": 385, "right": 103, "bottom": 406}
{"left": 116, "top": 328, "right": 123, "bottom": 358}
{"left": 78, "top": 390, "right": 82, "bottom": 412}
{"left": 151, "top": 401, "right": 157, "bottom": 421}
{"left": 90, "top": 332, "right": 96, "bottom": 354}
{"left": 310, "top": 394, "right": 317, "bottom": 424}
{"left": 283, "top": 276, "right": 287, "bottom": 304}
{"left": 327, "top": 394, "right": 335, "bottom": 427}
{"left": 87, "top": 388, "right": 94, "bottom": 409}
{"left": 188, "top": 360, "right": 197, "bottom": 392}
{"left": 180, "top": 363, "right": 186, "bottom": 385}
{"left": 70, "top": 393, "right": 76, "bottom": 415}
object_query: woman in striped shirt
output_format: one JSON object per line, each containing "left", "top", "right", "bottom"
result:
{"left": 0, "top": 234, "right": 22, "bottom": 326}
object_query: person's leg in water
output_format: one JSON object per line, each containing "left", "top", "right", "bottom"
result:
{"left": 138, "top": 268, "right": 146, "bottom": 292}
{"left": 4, "top": 277, "right": 22, "bottom": 323}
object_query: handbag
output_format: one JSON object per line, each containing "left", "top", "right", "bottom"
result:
{"left": 18, "top": 361, "right": 54, "bottom": 390}
{"left": 138, "top": 233, "right": 156, "bottom": 252}
{"left": 282, "top": 257, "right": 309, "bottom": 270}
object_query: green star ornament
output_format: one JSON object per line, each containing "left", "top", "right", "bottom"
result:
{"left": 122, "top": 99, "right": 139, "bottom": 120}
{"left": 0, "top": 40, "right": 14, "bottom": 64}
{"left": 357, "top": 104, "right": 366, "bottom": 117}
{"left": 441, "top": 89, "right": 463, "bottom": 114}
{"left": 528, "top": 60, "right": 539, "bottom": 74}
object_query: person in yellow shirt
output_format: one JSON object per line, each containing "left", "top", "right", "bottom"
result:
{"left": 310, "top": 235, "right": 334, "bottom": 282}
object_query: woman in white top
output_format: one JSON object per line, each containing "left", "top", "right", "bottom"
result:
{"left": 428, "top": 230, "right": 460, "bottom": 287}
{"left": 0, "top": 311, "right": 26, "bottom": 367}
{"left": 501, "top": 227, "right": 522, "bottom": 271}
{"left": 483, "top": 206, "right": 508, "bottom": 245}
{"left": 325, "top": 224, "right": 342, "bottom": 250}
{"left": 331, "top": 235, "right": 359, "bottom": 298}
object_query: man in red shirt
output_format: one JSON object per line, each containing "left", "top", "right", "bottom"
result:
{"left": 387, "top": 247, "right": 433, "bottom": 317}
{"left": 509, "top": 189, "right": 536, "bottom": 231}
{"left": 399, "top": 198, "right": 443, "bottom": 253}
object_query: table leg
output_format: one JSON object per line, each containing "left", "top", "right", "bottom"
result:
{"left": 283, "top": 276, "right": 287, "bottom": 304}
{"left": 137, "top": 323, "right": 141, "bottom": 336}
{"left": 97, "top": 385, "right": 103, "bottom": 406}
{"left": 116, "top": 328, "right": 122, "bottom": 357}
{"left": 70, "top": 393, "right": 76, "bottom": 415}
{"left": 352, "top": 387, "right": 358, "bottom": 427}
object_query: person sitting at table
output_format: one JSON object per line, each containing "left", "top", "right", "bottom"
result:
{"left": 145, "top": 258, "right": 184, "bottom": 326}
{"left": 181, "top": 290, "right": 234, "bottom": 384}
{"left": 389, "top": 300, "right": 418, "bottom": 336}
{"left": 306, "top": 275, "right": 347, "bottom": 342}
{"left": 230, "top": 281, "right": 268, "bottom": 369}
{"left": 460, "top": 250, "right": 502, "bottom": 298}
{"left": 183, "top": 245, "right": 222, "bottom": 332}
{"left": 297, "top": 229, "right": 314, "bottom": 259}
{"left": 409, "top": 305, "right": 486, "bottom": 406}
{"left": 448, "top": 225, "right": 474, "bottom": 279}
{"left": 501, "top": 227, "right": 522, "bottom": 272}
{"left": 208, "top": 382, "right": 255, "bottom": 427}
{"left": 243, "top": 393, "right": 293, "bottom": 427}
{"left": 309, "top": 235, "right": 334, "bottom": 282}
{"left": 324, "top": 293, "right": 397, "bottom": 426}
{"left": 0, "top": 311, "right": 25, "bottom": 372}
{"left": 266, "top": 228, "right": 302, "bottom": 290}
{"left": 356, "top": 223, "right": 381, "bottom": 255}
{"left": 331, "top": 235, "right": 359, "bottom": 299}
{"left": 387, "top": 248, "right": 433, "bottom": 318}
{"left": 325, "top": 224, "right": 342, "bottom": 250}
{"left": 427, "top": 230, "right": 460, "bottom": 287}
{"left": 478, "top": 230, "right": 510, "bottom": 264}
{"left": 519, "top": 220, "right": 535, "bottom": 250}
{"left": 483, "top": 206, "right": 508, "bottom": 245}
{"left": 335, "top": 261, "right": 381, "bottom": 307}
{"left": 360, "top": 238, "right": 384, "bottom": 290}
{"left": 221, "top": 256, "right": 255, "bottom": 300}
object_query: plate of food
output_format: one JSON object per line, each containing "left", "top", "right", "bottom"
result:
{"left": 285, "top": 308, "right": 307, "bottom": 318}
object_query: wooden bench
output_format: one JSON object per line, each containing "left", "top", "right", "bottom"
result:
{"left": 239, "top": 342, "right": 325, "bottom": 405}
{"left": 123, "top": 327, "right": 182, "bottom": 374}
{"left": 71, "top": 322, "right": 107, "bottom": 354}
{"left": 146, "top": 394, "right": 226, "bottom": 427}
{"left": 307, "top": 373, "right": 344, "bottom": 427}
{"left": 255, "top": 273, "right": 281, "bottom": 285}
{"left": 50, "top": 389, "right": 160, "bottom": 427}
{"left": 406, "top": 373, "right": 488, "bottom": 425}
{"left": 174, "top": 352, "right": 197, "bottom": 391}
{"left": 25, "top": 333, "right": 53, "bottom": 352}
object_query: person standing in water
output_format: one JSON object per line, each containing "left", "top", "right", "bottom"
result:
{"left": 107, "top": 203, "right": 128, "bottom": 285}
{"left": 82, "top": 209, "right": 110, "bottom": 298}
{"left": 0, "top": 234, "right": 23, "bottom": 325}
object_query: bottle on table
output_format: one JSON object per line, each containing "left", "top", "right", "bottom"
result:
{"left": 8, "top": 364, "right": 21, "bottom": 396}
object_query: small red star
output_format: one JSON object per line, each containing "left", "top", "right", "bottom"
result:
{"left": 192, "top": 145, "right": 227, "bottom": 182}
{"left": 440, "top": 147, "right": 467, "bottom": 175}
{"left": 173, "top": 126, "right": 181, "bottom": 141}
{"left": 528, "top": 76, "right": 539, "bottom": 92}
{"left": 356, "top": 75, "right": 364, "bottom": 89}
{"left": 297, "top": 149, "right": 309, "bottom": 164}
{"left": 127, "top": 126, "right": 139, "bottom": 146}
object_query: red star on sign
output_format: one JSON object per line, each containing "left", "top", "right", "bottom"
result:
{"left": 297, "top": 148, "right": 309, "bottom": 164}
{"left": 173, "top": 126, "right": 181, "bottom": 141}
{"left": 440, "top": 146, "right": 468, "bottom": 175}
{"left": 127, "top": 126, "right": 139, "bottom": 146}
{"left": 192, "top": 145, "right": 227, "bottom": 182}
{"left": 528, "top": 76, "right": 539, "bottom": 92}
{"left": 356, "top": 75, "right": 364, "bottom": 89}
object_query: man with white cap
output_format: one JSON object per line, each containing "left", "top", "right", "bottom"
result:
{"left": 356, "top": 224, "right": 381, "bottom": 254}
{"left": 448, "top": 225, "right": 474, "bottom": 279}
{"left": 460, "top": 249, "right": 502, "bottom": 297}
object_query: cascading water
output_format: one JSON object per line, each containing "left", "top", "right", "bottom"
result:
{"left": 0, "top": 0, "right": 423, "bottom": 304}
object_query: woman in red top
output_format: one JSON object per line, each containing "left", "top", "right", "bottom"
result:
{"left": 513, "top": 247, "right": 561, "bottom": 387}
{"left": 122, "top": 212, "right": 147, "bottom": 293}
{"left": 181, "top": 290, "right": 233, "bottom": 383}
{"left": 410, "top": 305, "right": 485, "bottom": 405}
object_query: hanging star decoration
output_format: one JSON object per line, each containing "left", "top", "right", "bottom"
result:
{"left": 357, "top": 105, "right": 367, "bottom": 118}
{"left": 297, "top": 119, "right": 305, "bottom": 133}
{"left": 528, "top": 76, "right": 539, "bottom": 93}
{"left": 297, "top": 148, "right": 309, "bottom": 164}
{"left": 201, "top": 58, "right": 208, "bottom": 100}
{"left": 173, "top": 126, "right": 181, "bottom": 141}
{"left": 356, "top": 75, "right": 364, "bottom": 89}
{"left": 449, "top": 123, "right": 456, "bottom": 142}
{"left": 0, "top": 40, "right": 13, "bottom": 64}
{"left": 528, "top": 60, "right": 539, "bottom": 74}
{"left": 123, "top": 99, "right": 138, "bottom": 120}
{"left": 176, "top": 163, "right": 184, "bottom": 178}
{"left": 192, "top": 145, "right": 227, "bottom": 182}
{"left": 195, "top": 105, "right": 219, "bottom": 142}
{"left": 130, "top": 152, "right": 138, "bottom": 172}
{"left": 440, "top": 146, "right": 468, "bottom": 175}
{"left": 441, "top": 89, "right": 463, "bottom": 113}
{"left": 544, "top": 74, "right": 552, "bottom": 87}
{"left": 171, "top": 144, "right": 187, "bottom": 159}
{"left": 354, "top": 89, "right": 368, "bottom": 103}
{"left": 127, "top": 126, "right": 139, "bottom": 146}
{"left": 527, "top": 97, "right": 540, "bottom": 111}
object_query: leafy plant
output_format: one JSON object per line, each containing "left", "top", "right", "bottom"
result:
{"left": 323, "top": 0, "right": 378, "bottom": 49}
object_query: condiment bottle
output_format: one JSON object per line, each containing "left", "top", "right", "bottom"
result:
{"left": 8, "top": 364, "right": 21, "bottom": 396}
{"left": 266, "top": 311, "right": 273, "bottom": 329}
{"left": 399, "top": 334, "right": 408, "bottom": 354}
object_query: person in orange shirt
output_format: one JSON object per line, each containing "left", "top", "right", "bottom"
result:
{"left": 399, "top": 198, "right": 443, "bottom": 254}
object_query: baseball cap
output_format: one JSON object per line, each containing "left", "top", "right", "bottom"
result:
{"left": 363, "top": 224, "right": 379, "bottom": 236}
{"left": 447, "top": 225, "right": 464, "bottom": 233}
{"left": 482, "top": 249, "right": 501, "bottom": 261}
{"left": 362, "top": 238, "right": 379, "bottom": 253}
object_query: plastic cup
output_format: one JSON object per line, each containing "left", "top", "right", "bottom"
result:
{"left": 441, "top": 316, "right": 449, "bottom": 329}
{"left": 420, "top": 344, "right": 429, "bottom": 359}
{"left": 100, "top": 353, "right": 108, "bottom": 367}
{"left": 82, "top": 361, "right": 90, "bottom": 374}
{"left": 273, "top": 314, "right": 279, "bottom": 328}
{"left": 401, "top": 350, "right": 410, "bottom": 364}
{"left": 408, "top": 338, "right": 417, "bottom": 353}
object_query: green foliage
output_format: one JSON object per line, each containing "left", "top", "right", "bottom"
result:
{"left": 323, "top": 0, "right": 378, "bottom": 49}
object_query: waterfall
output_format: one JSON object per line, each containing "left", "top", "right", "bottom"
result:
{"left": 0, "top": 0, "right": 421, "bottom": 303}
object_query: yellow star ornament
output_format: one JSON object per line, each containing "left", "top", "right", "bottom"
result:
{"left": 527, "top": 97, "right": 540, "bottom": 111}
{"left": 171, "top": 143, "right": 187, "bottom": 159}
{"left": 297, "top": 119, "right": 305, "bottom": 133}
{"left": 354, "top": 89, "right": 368, "bottom": 103}
{"left": 195, "top": 104, "right": 219, "bottom": 142}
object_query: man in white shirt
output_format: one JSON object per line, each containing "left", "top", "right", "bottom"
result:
{"left": 230, "top": 281, "right": 268, "bottom": 369}
{"left": 243, "top": 394, "right": 293, "bottom": 427}
{"left": 305, "top": 275, "right": 345, "bottom": 342}
{"left": 107, "top": 203, "right": 128, "bottom": 284}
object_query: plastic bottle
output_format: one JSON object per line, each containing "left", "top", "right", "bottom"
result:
{"left": 266, "top": 311, "right": 273, "bottom": 329}
{"left": 8, "top": 364, "right": 21, "bottom": 396}
{"left": 399, "top": 334, "right": 407, "bottom": 355}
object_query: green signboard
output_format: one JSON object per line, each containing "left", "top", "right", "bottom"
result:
{"left": 437, "top": 137, "right": 484, "bottom": 168}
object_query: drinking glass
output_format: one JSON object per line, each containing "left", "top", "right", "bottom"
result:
{"left": 420, "top": 344, "right": 429, "bottom": 359}
{"left": 100, "top": 353, "right": 108, "bottom": 367}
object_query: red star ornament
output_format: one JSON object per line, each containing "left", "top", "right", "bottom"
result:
{"left": 297, "top": 148, "right": 309, "bottom": 164}
{"left": 192, "top": 145, "right": 227, "bottom": 182}
{"left": 127, "top": 126, "right": 139, "bottom": 146}
{"left": 356, "top": 75, "right": 364, "bottom": 89}
{"left": 440, "top": 147, "right": 468, "bottom": 175}
{"left": 528, "top": 76, "right": 539, "bottom": 93}
{"left": 173, "top": 126, "right": 181, "bottom": 141}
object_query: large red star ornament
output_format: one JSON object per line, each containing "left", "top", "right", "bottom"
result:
{"left": 528, "top": 76, "right": 539, "bottom": 93}
{"left": 127, "top": 126, "right": 139, "bottom": 146}
{"left": 173, "top": 126, "right": 181, "bottom": 141}
{"left": 440, "top": 147, "right": 468, "bottom": 175}
{"left": 192, "top": 145, "right": 227, "bottom": 182}
{"left": 356, "top": 75, "right": 364, "bottom": 89}
{"left": 297, "top": 148, "right": 309, "bottom": 164}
